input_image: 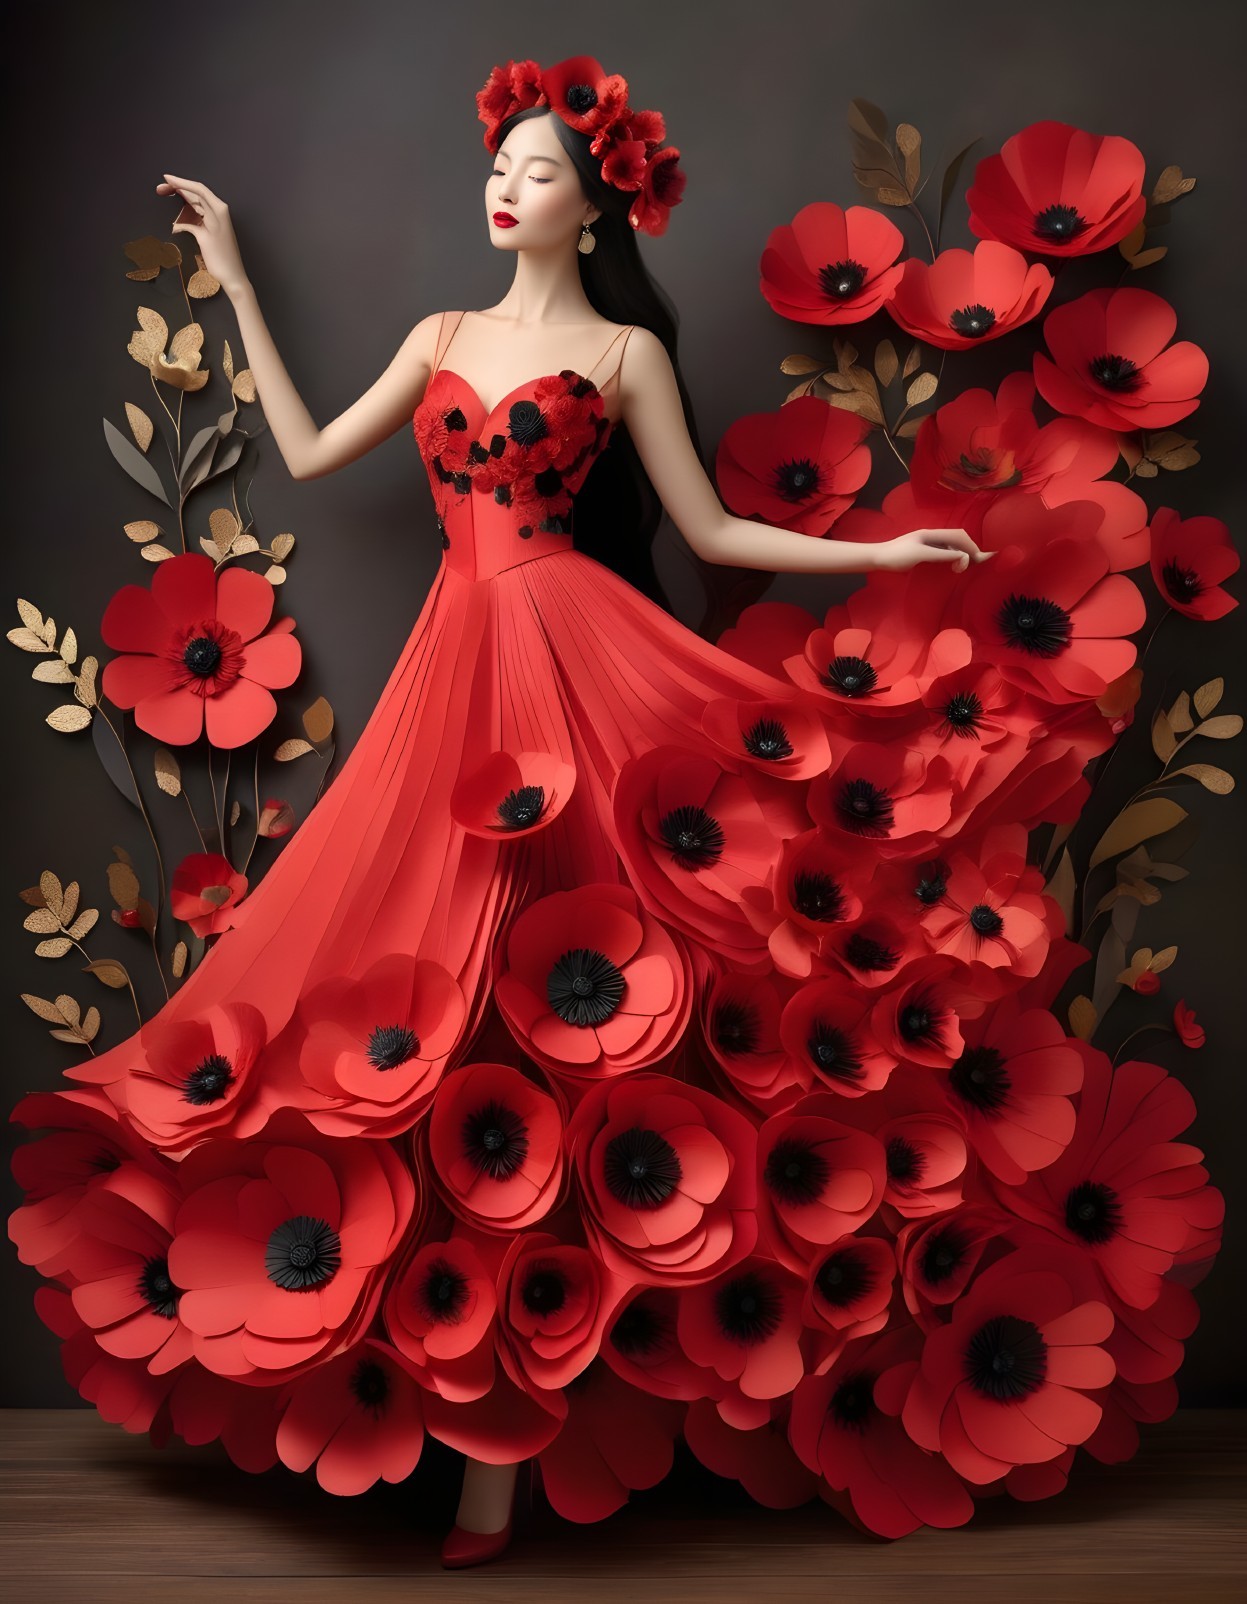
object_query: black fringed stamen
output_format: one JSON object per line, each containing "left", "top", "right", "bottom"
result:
{"left": 714, "top": 1269, "right": 783, "bottom": 1345}
{"left": 461, "top": 1097, "right": 530, "bottom": 1180}
{"left": 885, "top": 1135, "right": 925, "bottom": 1185}
{"left": 949, "top": 1045, "right": 1013, "bottom": 1114}
{"left": 772, "top": 456, "right": 823, "bottom": 503}
{"left": 968, "top": 902, "right": 1005, "bottom": 939}
{"left": 742, "top": 716, "right": 794, "bottom": 761}
{"left": 940, "top": 689, "right": 985, "bottom": 737}
{"left": 496, "top": 783, "right": 546, "bottom": 829}
{"left": 182, "top": 635, "right": 222, "bottom": 678}
{"left": 1161, "top": 559, "right": 1203, "bottom": 602}
{"left": 711, "top": 996, "right": 761, "bottom": 1056}
{"left": 791, "top": 869, "right": 846, "bottom": 922}
{"left": 815, "top": 1246, "right": 873, "bottom": 1308}
{"left": 1088, "top": 352, "right": 1142, "bottom": 392}
{"left": 138, "top": 1255, "right": 182, "bottom": 1319}
{"left": 763, "top": 1135, "right": 831, "bottom": 1207}
{"left": 843, "top": 932, "right": 901, "bottom": 972}
{"left": 964, "top": 1313, "right": 1048, "bottom": 1400}
{"left": 919, "top": 1221, "right": 972, "bottom": 1286}
{"left": 829, "top": 1368, "right": 878, "bottom": 1432}
{"left": 349, "top": 1356, "right": 390, "bottom": 1414}
{"left": 521, "top": 1264, "right": 566, "bottom": 1318}
{"left": 996, "top": 591, "right": 1072, "bottom": 657}
{"left": 658, "top": 803, "right": 726, "bottom": 869}
{"left": 181, "top": 1052, "right": 235, "bottom": 1105}
{"left": 949, "top": 303, "right": 996, "bottom": 338}
{"left": 819, "top": 259, "right": 867, "bottom": 299}
{"left": 822, "top": 654, "right": 877, "bottom": 698}
{"left": 367, "top": 1022, "right": 419, "bottom": 1070}
{"left": 912, "top": 859, "right": 950, "bottom": 905}
{"left": 266, "top": 1215, "right": 342, "bottom": 1291}
{"left": 834, "top": 777, "right": 895, "bottom": 836}
{"left": 806, "top": 1020, "right": 865, "bottom": 1083}
{"left": 1033, "top": 204, "right": 1087, "bottom": 242}
{"left": 898, "top": 992, "right": 941, "bottom": 1045}
{"left": 1064, "top": 1179, "right": 1123, "bottom": 1244}
{"left": 418, "top": 1256, "right": 471, "bottom": 1324}
{"left": 604, "top": 1126, "right": 683, "bottom": 1209}
{"left": 610, "top": 1296, "right": 671, "bottom": 1359}
{"left": 547, "top": 946, "right": 625, "bottom": 1026}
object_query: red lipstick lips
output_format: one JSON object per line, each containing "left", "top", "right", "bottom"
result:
{"left": 493, "top": 212, "right": 518, "bottom": 226}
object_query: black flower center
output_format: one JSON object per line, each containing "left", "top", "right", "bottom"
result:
{"left": 822, "top": 654, "right": 877, "bottom": 697}
{"left": 819, "top": 259, "right": 867, "bottom": 299}
{"left": 772, "top": 456, "right": 823, "bottom": 502}
{"left": 462, "top": 1097, "right": 530, "bottom": 1179}
{"left": 349, "top": 1356, "right": 390, "bottom": 1412}
{"left": 566, "top": 83, "right": 599, "bottom": 114}
{"left": 807, "top": 1020, "right": 865, "bottom": 1083}
{"left": 610, "top": 1295, "right": 671, "bottom": 1358}
{"left": 949, "top": 1044, "right": 1012, "bottom": 1113}
{"left": 1033, "top": 203, "right": 1087, "bottom": 242}
{"left": 419, "top": 1256, "right": 470, "bottom": 1324}
{"left": 659, "top": 803, "right": 726, "bottom": 869}
{"left": 496, "top": 783, "right": 546, "bottom": 829}
{"left": 182, "top": 633, "right": 222, "bottom": 677}
{"left": 815, "top": 1246, "right": 873, "bottom": 1308}
{"left": 743, "top": 717, "right": 794, "bottom": 761}
{"left": 940, "top": 689, "right": 984, "bottom": 736}
{"left": 1161, "top": 559, "right": 1203, "bottom": 602}
{"left": 968, "top": 901, "right": 1005, "bottom": 939}
{"left": 996, "top": 591, "right": 1072, "bottom": 657}
{"left": 885, "top": 1134, "right": 925, "bottom": 1184}
{"left": 792, "top": 868, "right": 846, "bottom": 922}
{"left": 913, "top": 859, "right": 950, "bottom": 905}
{"left": 547, "top": 946, "right": 625, "bottom": 1025}
{"left": 830, "top": 1367, "right": 878, "bottom": 1431}
{"left": 763, "top": 1135, "right": 831, "bottom": 1207}
{"left": 181, "top": 1052, "right": 235, "bottom": 1105}
{"left": 898, "top": 991, "right": 941, "bottom": 1045}
{"left": 604, "top": 1126, "right": 683, "bottom": 1209}
{"left": 1088, "top": 352, "right": 1142, "bottom": 392}
{"left": 714, "top": 1269, "right": 783, "bottom": 1344}
{"left": 843, "top": 931, "right": 901, "bottom": 972}
{"left": 711, "top": 996, "right": 760, "bottom": 1055}
{"left": 139, "top": 1254, "right": 182, "bottom": 1319}
{"left": 1064, "top": 1179, "right": 1123, "bottom": 1244}
{"left": 919, "top": 1221, "right": 971, "bottom": 1286}
{"left": 265, "top": 1215, "right": 341, "bottom": 1290}
{"left": 508, "top": 397, "right": 549, "bottom": 446}
{"left": 521, "top": 1265, "right": 566, "bottom": 1317}
{"left": 949, "top": 302, "right": 997, "bottom": 338}
{"left": 834, "top": 777, "right": 895, "bottom": 836}
{"left": 367, "top": 1023, "right": 419, "bottom": 1070}
{"left": 964, "top": 1313, "right": 1048, "bottom": 1399}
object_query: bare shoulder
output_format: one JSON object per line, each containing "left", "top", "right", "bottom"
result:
{"left": 617, "top": 324, "right": 673, "bottom": 393}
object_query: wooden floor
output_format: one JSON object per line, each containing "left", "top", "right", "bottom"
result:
{"left": 2, "top": 1407, "right": 1242, "bottom": 1601}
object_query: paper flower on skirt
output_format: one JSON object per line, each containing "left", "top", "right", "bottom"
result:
{"left": 917, "top": 825, "right": 1053, "bottom": 979}
{"left": 966, "top": 120, "right": 1147, "bottom": 257}
{"left": 789, "top": 1325, "right": 975, "bottom": 1538}
{"left": 1033, "top": 286, "right": 1208, "bottom": 431}
{"left": 32, "top": 1282, "right": 182, "bottom": 1438}
{"left": 495, "top": 1230, "right": 625, "bottom": 1393}
{"left": 714, "top": 396, "right": 872, "bottom": 535}
{"left": 896, "top": 1205, "right": 1018, "bottom": 1329}
{"left": 777, "top": 975, "right": 898, "bottom": 1097}
{"left": 426, "top": 1060, "right": 564, "bottom": 1230}
{"left": 807, "top": 741, "right": 955, "bottom": 858}
{"left": 165, "top": 1363, "right": 286, "bottom": 1473}
{"left": 683, "top": 1395, "right": 818, "bottom": 1509}
{"left": 677, "top": 1253, "right": 807, "bottom": 1424}
{"left": 700, "top": 694, "right": 831, "bottom": 783}
{"left": 275, "top": 1337, "right": 425, "bottom": 1495}
{"left": 171, "top": 852, "right": 250, "bottom": 938}
{"left": 740, "top": 827, "right": 868, "bottom": 980}
{"left": 756, "top": 1094, "right": 887, "bottom": 1272}
{"left": 568, "top": 1073, "right": 759, "bottom": 1286}
{"left": 699, "top": 963, "right": 805, "bottom": 1114}
{"left": 383, "top": 1231, "right": 498, "bottom": 1402}
{"left": 759, "top": 200, "right": 907, "bottom": 323}
{"left": 885, "top": 241, "right": 1054, "bottom": 350}
{"left": 284, "top": 952, "right": 467, "bottom": 1138}
{"left": 899, "top": 1242, "right": 1117, "bottom": 1483}
{"left": 165, "top": 1110, "right": 415, "bottom": 1380}
{"left": 1148, "top": 507, "right": 1240, "bottom": 621}
{"left": 100, "top": 552, "right": 302, "bottom": 749}
{"left": 450, "top": 749, "right": 577, "bottom": 837}
{"left": 987, "top": 1050, "right": 1225, "bottom": 1311}
{"left": 801, "top": 1233, "right": 897, "bottom": 1349}
{"left": 602, "top": 1284, "right": 720, "bottom": 1400}
{"left": 780, "top": 601, "right": 973, "bottom": 715}
{"left": 494, "top": 881, "right": 692, "bottom": 1079}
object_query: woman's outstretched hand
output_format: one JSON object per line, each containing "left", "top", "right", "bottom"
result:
{"left": 155, "top": 173, "right": 249, "bottom": 297}
{"left": 877, "top": 527, "right": 996, "bottom": 574}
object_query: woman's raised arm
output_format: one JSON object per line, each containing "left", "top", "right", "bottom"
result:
{"left": 156, "top": 173, "right": 437, "bottom": 482}
{"left": 618, "top": 325, "right": 993, "bottom": 577}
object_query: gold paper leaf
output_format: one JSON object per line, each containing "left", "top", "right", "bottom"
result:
{"left": 200, "top": 883, "right": 233, "bottom": 907}
{"left": 1089, "top": 798, "right": 1188, "bottom": 868}
{"left": 223, "top": 340, "right": 236, "bottom": 384}
{"left": 208, "top": 506, "right": 241, "bottom": 553}
{"left": 1150, "top": 945, "right": 1178, "bottom": 973}
{"left": 780, "top": 354, "right": 826, "bottom": 376}
{"left": 76, "top": 658, "right": 99, "bottom": 708}
{"left": 1117, "top": 436, "right": 1143, "bottom": 470}
{"left": 24, "top": 909, "right": 62, "bottom": 934}
{"left": 16, "top": 599, "right": 47, "bottom": 633}
{"left": 61, "top": 882, "right": 80, "bottom": 924}
{"left": 154, "top": 747, "right": 182, "bottom": 796}
{"left": 895, "top": 122, "right": 922, "bottom": 191}
{"left": 271, "top": 533, "right": 295, "bottom": 562}
{"left": 35, "top": 936, "right": 73, "bottom": 958}
{"left": 265, "top": 565, "right": 288, "bottom": 585}
{"left": 1167, "top": 763, "right": 1235, "bottom": 793}
{"left": 303, "top": 696, "right": 335, "bottom": 745}
{"left": 66, "top": 909, "right": 99, "bottom": 940}
{"left": 233, "top": 533, "right": 261, "bottom": 556}
{"left": 1193, "top": 678, "right": 1224, "bottom": 718}
{"left": 902, "top": 343, "right": 922, "bottom": 380}
{"left": 8, "top": 626, "right": 52, "bottom": 654}
{"left": 1151, "top": 165, "right": 1196, "bottom": 205}
{"left": 32, "top": 661, "right": 73, "bottom": 683}
{"left": 905, "top": 372, "right": 938, "bottom": 408}
{"left": 233, "top": 370, "right": 257, "bottom": 403}
{"left": 39, "top": 871, "right": 63, "bottom": 915}
{"left": 1134, "top": 459, "right": 1158, "bottom": 477}
{"left": 21, "top": 993, "right": 69, "bottom": 1023}
{"left": 1155, "top": 444, "right": 1199, "bottom": 470}
{"left": 1067, "top": 995, "right": 1097, "bottom": 1041}
{"left": 1128, "top": 246, "right": 1168, "bottom": 270}
{"left": 125, "top": 519, "right": 162, "bottom": 544}
{"left": 1168, "top": 690, "right": 1193, "bottom": 732}
{"left": 1043, "top": 845, "right": 1076, "bottom": 935}
{"left": 187, "top": 268, "right": 222, "bottom": 299}
{"left": 59, "top": 628, "right": 78, "bottom": 667}
{"left": 1195, "top": 714, "right": 1243, "bottom": 739}
{"left": 1151, "top": 708, "right": 1177, "bottom": 763}
{"left": 108, "top": 860, "right": 141, "bottom": 910}
{"left": 874, "top": 339, "right": 898, "bottom": 388}
{"left": 125, "top": 403, "right": 154, "bottom": 452}
{"left": 47, "top": 704, "right": 92, "bottom": 732}
{"left": 141, "top": 544, "right": 177, "bottom": 562}
{"left": 84, "top": 958, "right": 131, "bottom": 990}
{"left": 274, "top": 737, "right": 316, "bottom": 761}
{"left": 172, "top": 940, "right": 189, "bottom": 978}
{"left": 895, "top": 418, "right": 923, "bottom": 439}
{"left": 229, "top": 798, "right": 241, "bottom": 827}
{"left": 875, "top": 186, "right": 911, "bottom": 207}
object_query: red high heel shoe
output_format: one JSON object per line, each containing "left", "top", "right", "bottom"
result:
{"left": 439, "top": 1458, "right": 536, "bottom": 1569}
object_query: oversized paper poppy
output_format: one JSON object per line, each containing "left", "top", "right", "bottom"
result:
{"left": 9, "top": 1087, "right": 178, "bottom": 1277}
{"left": 602, "top": 1283, "right": 720, "bottom": 1401}
{"left": 885, "top": 241, "right": 1054, "bottom": 350}
{"left": 896, "top": 1205, "right": 1018, "bottom": 1328}
{"left": 166, "top": 1110, "right": 415, "bottom": 1380}
{"left": 829, "top": 1064, "right": 970, "bottom": 1220}
{"left": 960, "top": 537, "right": 1146, "bottom": 704}
{"left": 283, "top": 952, "right": 467, "bottom": 1138}
{"left": 756, "top": 1094, "right": 887, "bottom": 1272}
{"left": 677, "top": 1253, "right": 807, "bottom": 1420}
{"left": 89, "top": 1000, "right": 271, "bottom": 1152}
{"left": 275, "top": 1337, "right": 425, "bottom": 1495}
{"left": 714, "top": 395, "right": 872, "bottom": 535}
{"left": 900, "top": 1242, "right": 1116, "bottom": 1483}
{"left": 790, "top": 1324, "right": 976, "bottom": 1538}
{"left": 1148, "top": 507, "right": 1240, "bottom": 621}
{"left": 628, "top": 143, "right": 688, "bottom": 237}
{"left": 495, "top": 1230, "right": 625, "bottom": 1394}
{"left": 683, "top": 1395, "right": 818, "bottom": 1509}
{"left": 100, "top": 552, "right": 302, "bottom": 749}
{"left": 938, "top": 996, "right": 1084, "bottom": 1186}
{"left": 917, "top": 825, "right": 1053, "bottom": 980}
{"left": 567, "top": 1072, "right": 759, "bottom": 1286}
{"left": 867, "top": 957, "right": 980, "bottom": 1073}
{"left": 801, "top": 1232, "right": 897, "bottom": 1349}
{"left": 170, "top": 852, "right": 250, "bottom": 939}
{"left": 740, "top": 827, "right": 868, "bottom": 980}
{"left": 781, "top": 593, "right": 973, "bottom": 715}
{"left": 966, "top": 120, "right": 1147, "bottom": 257}
{"left": 33, "top": 1282, "right": 181, "bottom": 1439}
{"left": 612, "top": 745, "right": 805, "bottom": 968}
{"left": 759, "top": 200, "right": 907, "bottom": 324}
{"left": 777, "top": 975, "right": 896, "bottom": 1097}
{"left": 913, "top": 662, "right": 1027, "bottom": 794}
{"left": 536, "top": 1360, "right": 686, "bottom": 1523}
{"left": 806, "top": 740, "right": 956, "bottom": 859}
{"left": 382, "top": 1230, "right": 498, "bottom": 1402}
{"left": 494, "top": 881, "right": 692, "bottom": 1079}
{"left": 1033, "top": 287, "right": 1209, "bottom": 432}
{"left": 700, "top": 694, "right": 831, "bottom": 783}
{"left": 449, "top": 749, "right": 577, "bottom": 837}
{"left": 166, "top": 1364, "right": 286, "bottom": 1473}
{"left": 425, "top": 1060, "right": 564, "bottom": 1230}
{"left": 987, "top": 1050, "right": 1225, "bottom": 1311}
{"left": 698, "top": 962, "right": 805, "bottom": 1113}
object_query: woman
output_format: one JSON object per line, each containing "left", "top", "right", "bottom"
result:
{"left": 26, "top": 54, "right": 990, "bottom": 1570}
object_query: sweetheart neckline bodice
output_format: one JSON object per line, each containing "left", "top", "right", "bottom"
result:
{"left": 419, "top": 367, "right": 616, "bottom": 439}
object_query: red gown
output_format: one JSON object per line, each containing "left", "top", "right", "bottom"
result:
{"left": 8, "top": 309, "right": 1223, "bottom": 1532}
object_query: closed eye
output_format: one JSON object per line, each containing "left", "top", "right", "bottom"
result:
{"left": 492, "top": 169, "right": 551, "bottom": 183}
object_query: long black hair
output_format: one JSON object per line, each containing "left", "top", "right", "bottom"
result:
{"left": 494, "top": 104, "right": 724, "bottom": 620}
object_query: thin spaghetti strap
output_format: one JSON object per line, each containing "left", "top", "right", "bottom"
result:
{"left": 585, "top": 323, "right": 636, "bottom": 394}
{"left": 430, "top": 310, "right": 470, "bottom": 380}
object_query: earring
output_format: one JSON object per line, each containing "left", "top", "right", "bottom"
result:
{"left": 577, "top": 221, "right": 596, "bottom": 255}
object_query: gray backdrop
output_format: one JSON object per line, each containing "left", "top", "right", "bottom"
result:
{"left": 4, "top": 0, "right": 1243, "bottom": 1407}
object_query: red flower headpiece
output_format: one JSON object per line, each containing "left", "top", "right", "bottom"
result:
{"left": 475, "top": 53, "right": 686, "bottom": 237}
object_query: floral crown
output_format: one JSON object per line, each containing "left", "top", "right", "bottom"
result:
{"left": 475, "top": 53, "right": 686, "bottom": 237}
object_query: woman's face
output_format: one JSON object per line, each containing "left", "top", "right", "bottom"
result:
{"left": 486, "top": 113, "right": 600, "bottom": 252}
